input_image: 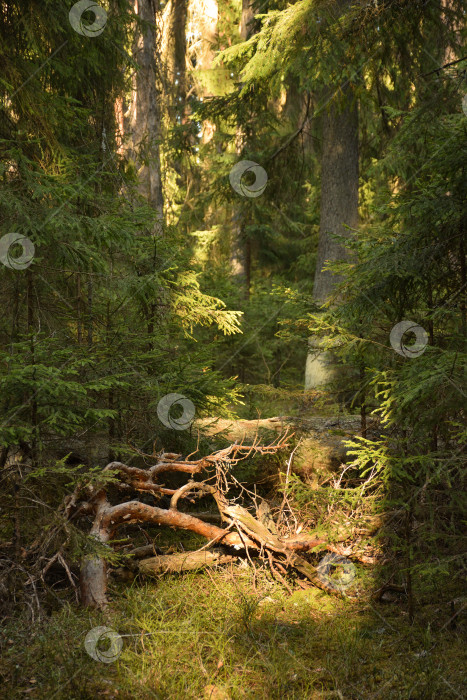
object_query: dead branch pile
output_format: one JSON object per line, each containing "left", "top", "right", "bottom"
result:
{"left": 61, "top": 433, "right": 368, "bottom": 607}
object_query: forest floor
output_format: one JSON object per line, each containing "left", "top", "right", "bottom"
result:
{"left": 2, "top": 534, "right": 466, "bottom": 699}
{"left": 1, "top": 416, "right": 465, "bottom": 699}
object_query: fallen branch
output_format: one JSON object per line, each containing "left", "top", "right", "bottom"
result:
{"left": 138, "top": 550, "right": 235, "bottom": 576}
{"left": 66, "top": 433, "right": 364, "bottom": 607}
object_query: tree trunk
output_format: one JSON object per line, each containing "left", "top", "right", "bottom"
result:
{"left": 162, "top": 0, "right": 187, "bottom": 102}
{"left": 80, "top": 554, "right": 108, "bottom": 609}
{"left": 305, "top": 82, "right": 359, "bottom": 389}
{"left": 230, "top": 0, "right": 256, "bottom": 297}
{"left": 138, "top": 550, "right": 234, "bottom": 576}
{"left": 194, "top": 0, "right": 218, "bottom": 143}
{"left": 130, "top": 0, "right": 164, "bottom": 232}
{"left": 240, "top": 0, "right": 255, "bottom": 39}
{"left": 79, "top": 496, "right": 111, "bottom": 608}
{"left": 161, "top": 0, "right": 188, "bottom": 200}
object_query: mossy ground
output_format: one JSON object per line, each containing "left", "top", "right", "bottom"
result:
{"left": 1, "top": 531, "right": 465, "bottom": 700}
{"left": 1, "top": 411, "right": 464, "bottom": 699}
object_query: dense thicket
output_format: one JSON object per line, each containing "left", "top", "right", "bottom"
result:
{"left": 0, "top": 0, "right": 241, "bottom": 467}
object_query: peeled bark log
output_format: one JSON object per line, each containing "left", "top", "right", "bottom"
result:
{"left": 80, "top": 555, "right": 108, "bottom": 608}
{"left": 138, "top": 550, "right": 234, "bottom": 576}
{"left": 78, "top": 494, "right": 111, "bottom": 608}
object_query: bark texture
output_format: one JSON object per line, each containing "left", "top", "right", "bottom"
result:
{"left": 240, "top": 0, "right": 255, "bottom": 40}
{"left": 230, "top": 0, "right": 257, "bottom": 296}
{"left": 305, "top": 81, "right": 359, "bottom": 389}
{"left": 162, "top": 0, "right": 188, "bottom": 101}
{"left": 312, "top": 84, "right": 358, "bottom": 305}
{"left": 138, "top": 550, "right": 234, "bottom": 575}
{"left": 130, "top": 0, "right": 164, "bottom": 228}
{"left": 79, "top": 493, "right": 111, "bottom": 608}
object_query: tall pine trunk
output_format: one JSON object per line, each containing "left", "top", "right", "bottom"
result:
{"left": 230, "top": 0, "right": 256, "bottom": 298}
{"left": 305, "top": 82, "right": 359, "bottom": 389}
{"left": 162, "top": 0, "right": 187, "bottom": 102}
{"left": 130, "top": 0, "right": 164, "bottom": 231}
{"left": 162, "top": 0, "right": 187, "bottom": 190}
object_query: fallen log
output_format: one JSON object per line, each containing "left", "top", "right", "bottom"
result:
{"left": 72, "top": 437, "right": 291, "bottom": 607}
{"left": 138, "top": 550, "right": 235, "bottom": 576}
{"left": 66, "top": 433, "right": 363, "bottom": 607}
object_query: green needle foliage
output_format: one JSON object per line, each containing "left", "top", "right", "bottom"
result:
{"left": 306, "top": 83, "right": 466, "bottom": 594}
{"left": 0, "top": 0, "right": 243, "bottom": 462}
{"left": 0, "top": 0, "right": 465, "bottom": 643}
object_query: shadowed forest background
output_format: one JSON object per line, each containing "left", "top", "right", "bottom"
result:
{"left": 0, "top": 0, "right": 466, "bottom": 698}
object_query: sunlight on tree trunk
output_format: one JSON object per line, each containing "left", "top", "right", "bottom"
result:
{"left": 162, "top": 0, "right": 188, "bottom": 102}
{"left": 230, "top": 0, "right": 256, "bottom": 298}
{"left": 128, "top": 0, "right": 164, "bottom": 232}
{"left": 188, "top": 0, "right": 218, "bottom": 143}
{"left": 305, "top": 83, "right": 359, "bottom": 390}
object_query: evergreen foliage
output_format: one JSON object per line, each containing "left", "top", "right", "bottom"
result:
{"left": 0, "top": 0, "right": 242, "bottom": 462}
{"left": 0, "top": 0, "right": 465, "bottom": 660}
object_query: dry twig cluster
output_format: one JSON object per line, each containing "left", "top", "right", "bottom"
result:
{"left": 58, "top": 432, "right": 368, "bottom": 607}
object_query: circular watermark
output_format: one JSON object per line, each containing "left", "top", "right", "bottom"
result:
{"left": 157, "top": 393, "right": 195, "bottom": 431}
{"left": 229, "top": 160, "right": 267, "bottom": 198}
{"left": 462, "top": 94, "right": 467, "bottom": 117}
{"left": 390, "top": 321, "right": 428, "bottom": 358}
{"left": 317, "top": 553, "right": 356, "bottom": 594}
{"left": 69, "top": 1, "right": 107, "bottom": 37}
{"left": 84, "top": 626, "right": 123, "bottom": 663}
{"left": 0, "top": 233, "right": 35, "bottom": 270}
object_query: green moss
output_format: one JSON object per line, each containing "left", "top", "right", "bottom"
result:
{"left": 2, "top": 566, "right": 465, "bottom": 699}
